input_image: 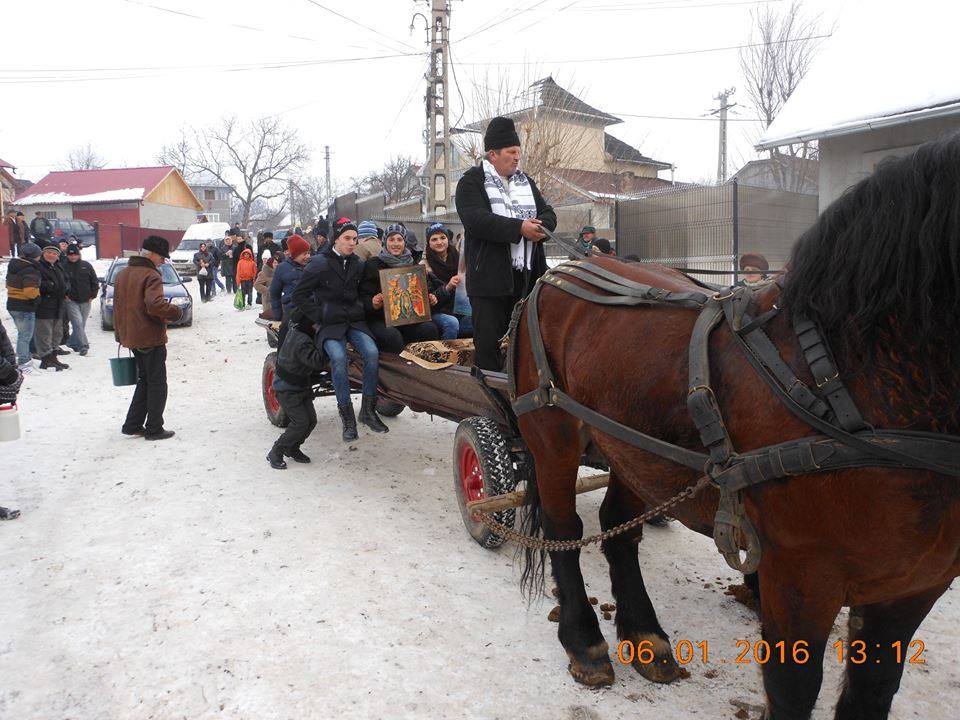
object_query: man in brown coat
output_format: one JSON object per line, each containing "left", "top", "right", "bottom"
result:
{"left": 114, "top": 236, "right": 182, "bottom": 440}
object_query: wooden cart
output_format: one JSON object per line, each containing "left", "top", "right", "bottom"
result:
{"left": 257, "top": 318, "right": 607, "bottom": 548}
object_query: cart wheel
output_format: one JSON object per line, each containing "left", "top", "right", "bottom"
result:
{"left": 377, "top": 398, "right": 405, "bottom": 417}
{"left": 454, "top": 416, "right": 518, "bottom": 549}
{"left": 262, "top": 352, "right": 289, "bottom": 428}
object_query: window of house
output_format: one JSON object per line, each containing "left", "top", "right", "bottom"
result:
{"left": 204, "top": 189, "right": 215, "bottom": 201}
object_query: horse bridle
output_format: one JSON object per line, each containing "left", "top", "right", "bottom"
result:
{"left": 507, "top": 259, "right": 960, "bottom": 573}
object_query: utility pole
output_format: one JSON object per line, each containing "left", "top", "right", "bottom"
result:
{"left": 288, "top": 178, "right": 296, "bottom": 229}
{"left": 424, "top": 0, "right": 451, "bottom": 215}
{"left": 324, "top": 145, "right": 332, "bottom": 204}
{"left": 711, "top": 87, "right": 737, "bottom": 183}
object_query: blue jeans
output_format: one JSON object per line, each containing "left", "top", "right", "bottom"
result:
{"left": 432, "top": 312, "right": 460, "bottom": 340}
{"left": 66, "top": 300, "right": 91, "bottom": 352}
{"left": 211, "top": 266, "right": 224, "bottom": 292}
{"left": 457, "top": 314, "right": 473, "bottom": 337}
{"left": 323, "top": 328, "right": 379, "bottom": 406}
{"left": 9, "top": 311, "right": 35, "bottom": 365}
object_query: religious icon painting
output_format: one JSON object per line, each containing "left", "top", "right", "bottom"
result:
{"left": 380, "top": 265, "right": 432, "bottom": 328}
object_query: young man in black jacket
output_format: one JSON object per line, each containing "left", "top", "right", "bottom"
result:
{"left": 63, "top": 244, "right": 100, "bottom": 355}
{"left": 454, "top": 116, "right": 557, "bottom": 371}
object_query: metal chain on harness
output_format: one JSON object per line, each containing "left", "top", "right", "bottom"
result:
{"left": 473, "top": 475, "right": 712, "bottom": 551}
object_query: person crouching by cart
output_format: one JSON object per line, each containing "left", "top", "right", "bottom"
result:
{"left": 292, "top": 218, "right": 388, "bottom": 441}
{"left": 266, "top": 314, "right": 323, "bottom": 469}
{"left": 359, "top": 224, "right": 440, "bottom": 352}
{"left": 0, "top": 317, "right": 23, "bottom": 520}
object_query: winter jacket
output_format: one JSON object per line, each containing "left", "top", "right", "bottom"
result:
{"left": 0, "top": 318, "right": 17, "bottom": 385}
{"left": 63, "top": 259, "right": 100, "bottom": 303}
{"left": 275, "top": 325, "right": 326, "bottom": 388}
{"left": 426, "top": 271, "right": 455, "bottom": 315}
{"left": 269, "top": 257, "right": 304, "bottom": 321}
{"left": 193, "top": 250, "right": 215, "bottom": 275}
{"left": 5, "top": 257, "right": 41, "bottom": 313}
{"left": 36, "top": 258, "right": 69, "bottom": 320}
{"left": 217, "top": 241, "right": 236, "bottom": 274}
{"left": 235, "top": 249, "right": 257, "bottom": 283}
{"left": 454, "top": 165, "right": 556, "bottom": 298}
{"left": 113, "top": 256, "right": 182, "bottom": 349}
{"left": 292, "top": 245, "right": 370, "bottom": 343}
{"left": 9, "top": 219, "right": 31, "bottom": 248}
{"left": 254, "top": 262, "right": 275, "bottom": 301}
{"left": 30, "top": 216, "right": 51, "bottom": 243}
{"left": 257, "top": 239, "right": 279, "bottom": 269}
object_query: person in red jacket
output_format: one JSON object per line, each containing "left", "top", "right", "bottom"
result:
{"left": 235, "top": 248, "right": 258, "bottom": 309}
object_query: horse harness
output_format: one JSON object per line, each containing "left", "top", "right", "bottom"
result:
{"left": 506, "top": 260, "right": 960, "bottom": 573}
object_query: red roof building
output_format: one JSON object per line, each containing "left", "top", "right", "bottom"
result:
{"left": 15, "top": 166, "right": 202, "bottom": 232}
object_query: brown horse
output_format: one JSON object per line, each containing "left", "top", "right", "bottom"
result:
{"left": 511, "top": 136, "right": 960, "bottom": 720}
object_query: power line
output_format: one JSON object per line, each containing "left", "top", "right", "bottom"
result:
{"left": 451, "top": 32, "right": 831, "bottom": 65}
{"left": 570, "top": 0, "right": 781, "bottom": 9}
{"left": 301, "top": 0, "right": 420, "bottom": 54}
{"left": 612, "top": 111, "right": 762, "bottom": 121}
{"left": 458, "top": 0, "right": 555, "bottom": 43}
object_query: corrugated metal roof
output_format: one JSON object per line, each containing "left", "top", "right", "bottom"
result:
{"left": 604, "top": 133, "right": 672, "bottom": 169}
{"left": 16, "top": 166, "right": 175, "bottom": 204}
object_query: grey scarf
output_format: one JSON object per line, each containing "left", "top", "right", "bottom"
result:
{"left": 378, "top": 246, "right": 414, "bottom": 268}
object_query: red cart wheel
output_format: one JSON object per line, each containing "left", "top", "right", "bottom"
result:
{"left": 453, "top": 416, "right": 518, "bottom": 549}
{"left": 262, "top": 352, "right": 289, "bottom": 428}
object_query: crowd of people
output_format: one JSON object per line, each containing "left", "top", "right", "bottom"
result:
{"left": 4, "top": 225, "right": 99, "bottom": 374}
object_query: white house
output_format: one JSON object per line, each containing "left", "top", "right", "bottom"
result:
{"left": 757, "top": 0, "right": 960, "bottom": 209}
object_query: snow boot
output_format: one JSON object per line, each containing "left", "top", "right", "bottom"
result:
{"left": 267, "top": 443, "right": 288, "bottom": 470}
{"left": 358, "top": 395, "right": 389, "bottom": 434}
{"left": 40, "top": 353, "right": 68, "bottom": 371}
{"left": 144, "top": 429, "right": 175, "bottom": 441}
{"left": 286, "top": 447, "right": 311, "bottom": 464}
{"left": 338, "top": 403, "right": 358, "bottom": 442}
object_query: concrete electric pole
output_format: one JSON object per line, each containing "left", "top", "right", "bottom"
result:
{"left": 324, "top": 145, "right": 332, "bottom": 203}
{"left": 425, "top": 0, "right": 452, "bottom": 215}
{"left": 712, "top": 87, "right": 737, "bottom": 183}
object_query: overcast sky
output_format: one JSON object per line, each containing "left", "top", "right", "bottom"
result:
{"left": 3, "top": 0, "right": 856, "bottom": 191}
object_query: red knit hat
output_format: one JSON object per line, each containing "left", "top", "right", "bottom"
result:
{"left": 287, "top": 234, "right": 310, "bottom": 258}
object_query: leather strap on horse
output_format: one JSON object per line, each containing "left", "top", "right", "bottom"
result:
{"left": 503, "top": 262, "right": 960, "bottom": 570}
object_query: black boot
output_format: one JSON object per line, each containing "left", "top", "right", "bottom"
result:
{"left": 286, "top": 447, "right": 311, "bottom": 463}
{"left": 267, "top": 443, "right": 288, "bottom": 469}
{"left": 358, "top": 394, "right": 389, "bottom": 433}
{"left": 40, "top": 353, "right": 68, "bottom": 371}
{"left": 338, "top": 403, "right": 358, "bottom": 442}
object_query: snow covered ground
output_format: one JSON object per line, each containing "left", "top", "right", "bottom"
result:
{"left": 0, "top": 259, "right": 957, "bottom": 720}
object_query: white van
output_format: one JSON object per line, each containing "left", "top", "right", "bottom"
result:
{"left": 170, "top": 222, "right": 231, "bottom": 275}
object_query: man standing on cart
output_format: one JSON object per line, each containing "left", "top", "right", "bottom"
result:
{"left": 455, "top": 116, "right": 557, "bottom": 371}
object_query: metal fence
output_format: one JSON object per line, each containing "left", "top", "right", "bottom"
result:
{"left": 615, "top": 181, "right": 818, "bottom": 284}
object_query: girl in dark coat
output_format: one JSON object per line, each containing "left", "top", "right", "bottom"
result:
{"left": 358, "top": 224, "right": 439, "bottom": 353}
{"left": 423, "top": 223, "right": 471, "bottom": 340}
{"left": 193, "top": 243, "right": 215, "bottom": 301}
{"left": 291, "top": 218, "right": 388, "bottom": 441}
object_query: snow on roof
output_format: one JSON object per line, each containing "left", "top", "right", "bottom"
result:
{"left": 15, "top": 166, "right": 174, "bottom": 205}
{"left": 757, "top": 0, "right": 960, "bottom": 150}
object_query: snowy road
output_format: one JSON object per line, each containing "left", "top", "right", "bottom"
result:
{"left": 1, "top": 262, "right": 957, "bottom": 720}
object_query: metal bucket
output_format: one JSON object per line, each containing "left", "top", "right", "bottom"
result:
{"left": 0, "top": 403, "right": 20, "bottom": 442}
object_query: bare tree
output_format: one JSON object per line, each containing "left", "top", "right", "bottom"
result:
{"left": 739, "top": 0, "right": 824, "bottom": 192}
{"left": 453, "top": 71, "right": 597, "bottom": 201}
{"left": 353, "top": 156, "right": 422, "bottom": 206}
{"left": 292, "top": 174, "right": 344, "bottom": 227}
{"left": 156, "top": 116, "right": 310, "bottom": 226}
{"left": 58, "top": 143, "right": 107, "bottom": 171}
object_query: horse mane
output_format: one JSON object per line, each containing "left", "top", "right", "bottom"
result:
{"left": 782, "top": 133, "right": 960, "bottom": 384}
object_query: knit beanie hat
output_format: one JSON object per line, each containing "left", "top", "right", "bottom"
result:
{"left": 21, "top": 242, "right": 42, "bottom": 259}
{"left": 484, "top": 116, "right": 521, "bottom": 152}
{"left": 286, "top": 234, "right": 310, "bottom": 257}
{"left": 384, "top": 223, "right": 406, "bottom": 240}
{"left": 332, "top": 217, "right": 358, "bottom": 241}
{"left": 425, "top": 222, "right": 451, "bottom": 243}
{"left": 356, "top": 220, "right": 379, "bottom": 239}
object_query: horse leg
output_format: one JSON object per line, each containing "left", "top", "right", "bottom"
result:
{"left": 599, "top": 472, "right": 688, "bottom": 683}
{"left": 758, "top": 557, "right": 843, "bottom": 720}
{"left": 834, "top": 582, "right": 950, "bottom": 720}
{"left": 526, "top": 415, "right": 614, "bottom": 687}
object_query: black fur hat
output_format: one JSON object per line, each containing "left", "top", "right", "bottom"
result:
{"left": 484, "top": 116, "right": 521, "bottom": 152}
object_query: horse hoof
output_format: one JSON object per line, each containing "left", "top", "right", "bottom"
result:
{"left": 567, "top": 643, "right": 615, "bottom": 687}
{"left": 627, "top": 633, "right": 690, "bottom": 684}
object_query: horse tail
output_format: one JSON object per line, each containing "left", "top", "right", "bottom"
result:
{"left": 517, "top": 455, "right": 546, "bottom": 601}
